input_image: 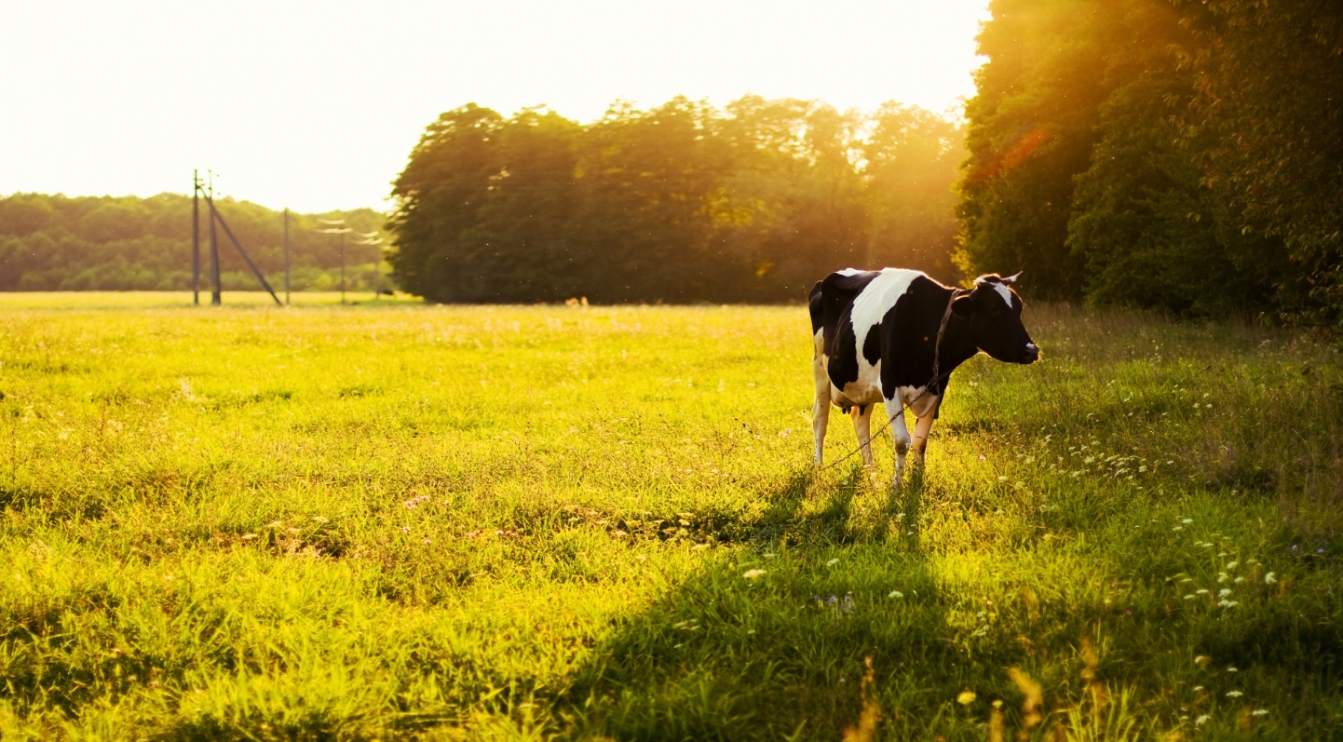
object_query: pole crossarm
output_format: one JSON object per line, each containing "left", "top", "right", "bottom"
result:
{"left": 206, "top": 197, "right": 283, "bottom": 306}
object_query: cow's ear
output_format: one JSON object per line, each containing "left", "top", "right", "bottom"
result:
{"left": 951, "top": 293, "right": 976, "bottom": 317}
{"left": 1000, "top": 271, "right": 1022, "bottom": 285}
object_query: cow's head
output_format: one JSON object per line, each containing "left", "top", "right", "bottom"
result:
{"left": 951, "top": 273, "right": 1039, "bottom": 364}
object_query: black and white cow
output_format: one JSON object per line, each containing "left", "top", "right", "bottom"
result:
{"left": 809, "top": 269, "right": 1039, "bottom": 485}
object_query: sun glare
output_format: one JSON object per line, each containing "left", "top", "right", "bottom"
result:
{"left": 0, "top": 0, "right": 988, "bottom": 212}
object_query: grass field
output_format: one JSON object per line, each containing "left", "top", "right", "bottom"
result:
{"left": 1, "top": 292, "right": 1341, "bottom": 740}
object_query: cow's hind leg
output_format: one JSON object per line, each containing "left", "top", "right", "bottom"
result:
{"left": 910, "top": 400, "right": 939, "bottom": 470}
{"left": 812, "top": 336, "right": 831, "bottom": 465}
{"left": 851, "top": 404, "right": 875, "bottom": 467}
{"left": 885, "top": 399, "right": 913, "bottom": 487}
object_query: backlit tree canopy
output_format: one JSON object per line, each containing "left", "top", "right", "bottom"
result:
{"left": 387, "top": 97, "right": 965, "bottom": 303}
{"left": 957, "top": 0, "right": 1343, "bottom": 321}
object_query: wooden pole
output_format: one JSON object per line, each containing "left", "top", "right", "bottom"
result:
{"left": 208, "top": 198, "right": 283, "bottom": 306}
{"left": 209, "top": 174, "right": 221, "bottom": 305}
{"left": 284, "top": 208, "right": 290, "bottom": 306}
{"left": 192, "top": 170, "right": 200, "bottom": 306}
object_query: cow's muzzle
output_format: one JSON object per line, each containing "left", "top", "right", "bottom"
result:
{"left": 1021, "top": 342, "right": 1040, "bottom": 364}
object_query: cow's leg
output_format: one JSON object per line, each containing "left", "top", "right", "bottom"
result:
{"left": 909, "top": 398, "right": 939, "bottom": 470}
{"left": 812, "top": 338, "right": 831, "bottom": 465}
{"left": 885, "top": 399, "right": 912, "bottom": 486}
{"left": 851, "top": 404, "right": 875, "bottom": 467}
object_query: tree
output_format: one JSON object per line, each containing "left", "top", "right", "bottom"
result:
{"left": 388, "top": 104, "right": 505, "bottom": 302}
{"left": 1182, "top": 0, "right": 1343, "bottom": 322}
{"left": 863, "top": 103, "right": 965, "bottom": 282}
{"left": 957, "top": 0, "right": 1125, "bottom": 298}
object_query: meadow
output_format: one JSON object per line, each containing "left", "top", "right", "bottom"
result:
{"left": 1, "top": 292, "right": 1340, "bottom": 741}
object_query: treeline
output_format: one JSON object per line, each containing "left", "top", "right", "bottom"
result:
{"left": 0, "top": 193, "right": 388, "bottom": 292}
{"left": 388, "top": 97, "right": 964, "bottom": 303}
{"left": 958, "top": 0, "right": 1343, "bottom": 321}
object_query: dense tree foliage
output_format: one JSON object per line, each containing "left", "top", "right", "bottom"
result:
{"left": 388, "top": 97, "right": 965, "bottom": 303}
{"left": 0, "top": 194, "right": 386, "bottom": 292}
{"left": 958, "top": 0, "right": 1343, "bottom": 322}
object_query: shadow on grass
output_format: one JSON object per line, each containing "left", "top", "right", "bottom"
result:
{"left": 557, "top": 464, "right": 960, "bottom": 741}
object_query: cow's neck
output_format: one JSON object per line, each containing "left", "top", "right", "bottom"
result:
{"left": 933, "top": 309, "right": 980, "bottom": 386}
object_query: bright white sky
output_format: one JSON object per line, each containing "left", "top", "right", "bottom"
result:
{"left": 0, "top": 0, "right": 989, "bottom": 213}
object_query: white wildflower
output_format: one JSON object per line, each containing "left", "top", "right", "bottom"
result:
{"left": 742, "top": 569, "right": 767, "bottom": 579}
{"left": 888, "top": 590, "right": 904, "bottom": 599}
{"left": 1265, "top": 572, "right": 1277, "bottom": 584}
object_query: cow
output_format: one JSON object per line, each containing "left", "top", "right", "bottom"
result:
{"left": 809, "top": 268, "right": 1039, "bottom": 486}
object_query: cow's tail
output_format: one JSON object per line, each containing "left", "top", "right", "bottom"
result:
{"left": 807, "top": 281, "right": 825, "bottom": 342}
{"left": 808, "top": 280, "right": 832, "bottom": 463}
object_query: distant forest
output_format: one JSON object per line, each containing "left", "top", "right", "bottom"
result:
{"left": 6, "top": 0, "right": 1340, "bottom": 322}
{"left": 391, "top": 0, "right": 1342, "bottom": 321}
{"left": 0, "top": 193, "right": 386, "bottom": 293}
{"left": 389, "top": 97, "right": 964, "bottom": 304}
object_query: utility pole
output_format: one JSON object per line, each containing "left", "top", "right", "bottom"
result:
{"left": 208, "top": 171, "right": 221, "bottom": 306}
{"left": 189, "top": 169, "right": 280, "bottom": 306}
{"left": 192, "top": 170, "right": 200, "bottom": 305}
{"left": 283, "top": 208, "right": 291, "bottom": 306}
{"left": 316, "top": 219, "right": 351, "bottom": 304}
{"left": 354, "top": 231, "right": 385, "bottom": 300}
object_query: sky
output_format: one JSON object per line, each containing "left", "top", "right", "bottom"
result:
{"left": 0, "top": 0, "right": 990, "bottom": 213}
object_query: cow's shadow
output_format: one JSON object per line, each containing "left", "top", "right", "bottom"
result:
{"left": 557, "top": 463, "right": 959, "bottom": 741}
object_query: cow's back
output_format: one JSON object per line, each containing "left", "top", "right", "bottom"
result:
{"left": 814, "top": 269, "right": 931, "bottom": 405}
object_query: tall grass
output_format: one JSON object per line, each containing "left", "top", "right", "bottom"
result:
{"left": 0, "top": 294, "right": 1339, "bottom": 739}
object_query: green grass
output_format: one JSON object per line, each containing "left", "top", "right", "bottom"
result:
{"left": 1, "top": 293, "right": 1341, "bottom": 740}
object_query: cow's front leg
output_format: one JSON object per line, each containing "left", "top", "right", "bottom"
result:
{"left": 885, "top": 399, "right": 912, "bottom": 486}
{"left": 851, "top": 404, "right": 875, "bottom": 467}
{"left": 909, "top": 398, "right": 939, "bottom": 470}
